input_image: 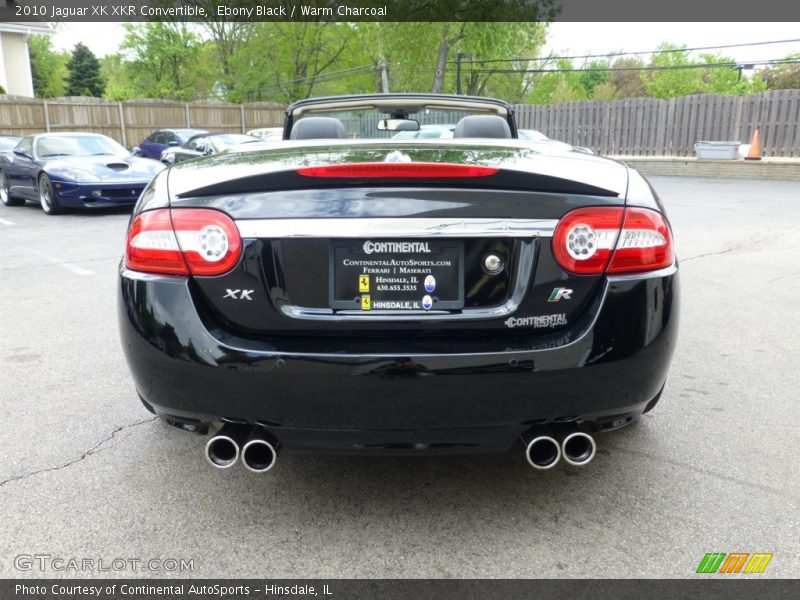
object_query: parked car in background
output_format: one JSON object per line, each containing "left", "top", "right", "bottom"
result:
{"left": 392, "top": 124, "right": 455, "bottom": 139}
{"left": 0, "top": 133, "right": 163, "bottom": 215}
{"left": 160, "top": 132, "right": 258, "bottom": 164}
{"left": 119, "top": 93, "right": 678, "bottom": 474}
{"left": 247, "top": 127, "right": 283, "bottom": 141}
{"left": 0, "top": 135, "right": 22, "bottom": 152}
{"left": 136, "top": 128, "right": 210, "bottom": 160}
{"left": 518, "top": 129, "right": 595, "bottom": 154}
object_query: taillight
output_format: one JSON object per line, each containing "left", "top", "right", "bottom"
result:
{"left": 552, "top": 207, "right": 673, "bottom": 275}
{"left": 296, "top": 163, "right": 499, "bottom": 178}
{"left": 607, "top": 207, "right": 674, "bottom": 273}
{"left": 125, "top": 209, "right": 242, "bottom": 276}
{"left": 552, "top": 207, "right": 624, "bottom": 274}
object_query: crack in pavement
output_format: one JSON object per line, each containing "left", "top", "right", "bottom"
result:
{"left": 607, "top": 442, "right": 800, "bottom": 504}
{"left": 0, "top": 416, "right": 157, "bottom": 488}
{"left": 680, "top": 226, "right": 798, "bottom": 264}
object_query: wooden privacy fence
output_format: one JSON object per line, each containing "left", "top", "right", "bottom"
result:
{"left": 0, "top": 97, "right": 285, "bottom": 148}
{"left": 515, "top": 90, "right": 800, "bottom": 157}
{"left": 2, "top": 91, "right": 799, "bottom": 156}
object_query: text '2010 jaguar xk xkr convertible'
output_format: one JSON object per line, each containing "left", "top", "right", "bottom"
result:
{"left": 118, "top": 94, "right": 678, "bottom": 473}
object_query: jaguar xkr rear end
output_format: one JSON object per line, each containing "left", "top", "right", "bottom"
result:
{"left": 118, "top": 95, "right": 678, "bottom": 473}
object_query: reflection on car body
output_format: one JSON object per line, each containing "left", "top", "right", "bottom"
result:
{"left": 1, "top": 133, "right": 163, "bottom": 214}
{"left": 160, "top": 133, "right": 259, "bottom": 164}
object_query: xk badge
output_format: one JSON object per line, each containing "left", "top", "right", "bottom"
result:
{"left": 223, "top": 289, "right": 254, "bottom": 301}
{"left": 548, "top": 287, "right": 573, "bottom": 302}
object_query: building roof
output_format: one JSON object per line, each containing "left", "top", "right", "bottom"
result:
{"left": 0, "top": 22, "right": 51, "bottom": 35}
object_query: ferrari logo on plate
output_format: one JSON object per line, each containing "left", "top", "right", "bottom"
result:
{"left": 361, "top": 295, "right": 371, "bottom": 311}
{"left": 359, "top": 275, "right": 370, "bottom": 293}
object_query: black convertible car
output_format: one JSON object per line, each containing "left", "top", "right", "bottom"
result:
{"left": 118, "top": 94, "right": 678, "bottom": 473}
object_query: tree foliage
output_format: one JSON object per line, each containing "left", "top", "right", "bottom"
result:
{"left": 760, "top": 54, "right": 800, "bottom": 90}
{"left": 28, "top": 35, "right": 69, "bottom": 98}
{"left": 116, "top": 23, "right": 207, "bottom": 101}
{"left": 55, "top": 24, "right": 791, "bottom": 105}
{"left": 66, "top": 43, "right": 104, "bottom": 97}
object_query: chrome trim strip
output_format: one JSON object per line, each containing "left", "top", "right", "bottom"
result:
{"left": 606, "top": 262, "right": 678, "bottom": 281}
{"left": 279, "top": 240, "right": 537, "bottom": 322}
{"left": 236, "top": 218, "right": 558, "bottom": 239}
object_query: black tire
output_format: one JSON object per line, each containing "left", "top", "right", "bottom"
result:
{"left": 38, "top": 173, "right": 63, "bottom": 215}
{"left": 0, "top": 169, "right": 24, "bottom": 206}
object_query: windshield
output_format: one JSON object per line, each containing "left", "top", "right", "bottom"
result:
{"left": 211, "top": 134, "right": 257, "bottom": 150}
{"left": 177, "top": 129, "right": 210, "bottom": 143}
{"left": 295, "top": 107, "right": 490, "bottom": 140}
{"left": 37, "top": 135, "right": 128, "bottom": 158}
{"left": 0, "top": 137, "right": 21, "bottom": 151}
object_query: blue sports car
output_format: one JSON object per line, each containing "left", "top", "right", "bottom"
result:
{"left": 0, "top": 133, "right": 164, "bottom": 215}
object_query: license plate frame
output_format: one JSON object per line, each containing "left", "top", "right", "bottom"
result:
{"left": 329, "top": 240, "right": 465, "bottom": 312}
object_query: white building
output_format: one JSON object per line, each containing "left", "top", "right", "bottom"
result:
{"left": 0, "top": 22, "right": 51, "bottom": 97}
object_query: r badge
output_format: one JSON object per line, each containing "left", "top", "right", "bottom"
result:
{"left": 359, "top": 275, "right": 370, "bottom": 293}
{"left": 548, "top": 287, "right": 573, "bottom": 302}
{"left": 361, "top": 295, "right": 371, "bottom": 311}
{"left": 424, "top": 274, "right": 436, "bottom": 293}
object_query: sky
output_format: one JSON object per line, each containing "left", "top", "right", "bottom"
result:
{"left": 51, "top": 21, "right": 800, "bottom": 63}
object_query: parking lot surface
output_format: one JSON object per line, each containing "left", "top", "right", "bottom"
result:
{"left": 1, "top": 177, "right": 798, "bottom": 578}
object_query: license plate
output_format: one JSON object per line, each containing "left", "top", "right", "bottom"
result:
{"left": 330, "top": 240, "right": 464, "bottom": 311}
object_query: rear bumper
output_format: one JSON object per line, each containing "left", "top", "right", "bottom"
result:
{"left": 118, "top": 265, "right": 679, "bottom": 453}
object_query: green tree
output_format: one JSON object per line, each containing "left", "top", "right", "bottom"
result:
{"left": 458, "top": 22, "right": 548, "bottom": 102}
{"left": 641, "top": 44, "right": 704, "bottom": 99}
{"left": 118, "top": 23, "right": 204, "bottom": 100}
{"left": 28, "top": 35, "right": 68, "bottom": 98}
{"left": 527, "top": 59, "right": 588, "bottom": 104}
{"left": 578, "top": 60, "right": 609, "bottom": 97}
{"left": 592, "top": 81, "right": 618, "bottom": 101}
{"left": 700, "top": 53, "right": 766, "bottom": 95}
{"left": 66, "top": 43, "right": 104, "bottom": 97}
{"left": 228, "top": 22, "right": 365, "bottom": 103}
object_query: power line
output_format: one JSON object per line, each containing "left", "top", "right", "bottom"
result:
{"left": 465, "top": 58, "right": 800, "bottom": 75}
{"left": 455, "top": 38, "right": 800, "bottom": 66}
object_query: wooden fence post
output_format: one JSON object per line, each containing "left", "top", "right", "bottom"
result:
{"left": 43, "top": 100, "right": 51, "bottom": 133}
{"left": 117, "top": 101, "right": 127, "bottom": 148}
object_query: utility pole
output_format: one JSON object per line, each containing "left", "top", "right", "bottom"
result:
{"left": 380, "top": 61, "right": 389, "bottom": 93}
{"left": 456, "top": 52, "right": 473, "bottom": 95}
{"left": 456, "top": 52, "right": 464, "bottom": 95}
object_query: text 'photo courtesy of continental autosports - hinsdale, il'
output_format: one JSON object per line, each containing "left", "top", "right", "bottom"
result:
{"left": 118, "top": 93, "right": 678, "bottom": 473}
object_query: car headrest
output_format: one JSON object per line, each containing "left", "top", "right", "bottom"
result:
{"left": 290, "top": 117, "right": 348, "bottom": 140}
{"left": 453, "top": 115, "right": 512, "bottom": 139}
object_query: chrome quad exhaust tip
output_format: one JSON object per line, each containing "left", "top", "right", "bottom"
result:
{"left": 524, "top": 434, "right": 562, "bottom": 470}
{"left": 241, "top": 428, "right": 280, "bottom": 474}
{"left": 561, "top": 431, "right": 596, "bottom": 466}
{"left": 205, "top": 423, "right": 249, "bottom": 469}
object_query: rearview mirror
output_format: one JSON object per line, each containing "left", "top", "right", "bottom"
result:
{"left": 131, "top": 146, "right": 142, "bottom": 156}
{"left": 168, "top": 140, "right": 179, "bottom": 147}
{"left": 378, "top": 119, "right": 420, "bottom": 132}
{"left": 13, "top": 147, "right": 31, "bottom": 159}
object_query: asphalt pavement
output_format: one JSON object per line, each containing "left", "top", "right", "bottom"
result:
{"left": 0, "top": 177, "right": 798, "bottom": 578}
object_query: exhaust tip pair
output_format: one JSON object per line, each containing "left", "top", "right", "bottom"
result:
{"left": 205, "top": 424, "right": 279, "bottom": 473}
{"left": 525, "top": 431, "right": 596, "bottom": 470}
